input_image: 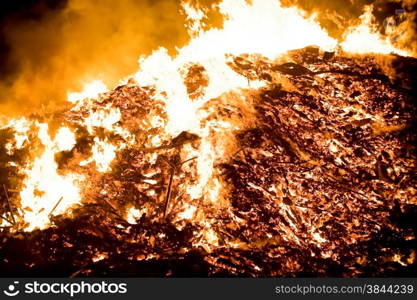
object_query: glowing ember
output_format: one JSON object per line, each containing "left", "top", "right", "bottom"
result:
{"left": 0, "top": 0, "right": 415, "bottom": 277}
{"left": 4, "top": 118, "right": 31, "bottom": 155}
{"left": 0, "top": 0, "right": 413, "bottom": 234}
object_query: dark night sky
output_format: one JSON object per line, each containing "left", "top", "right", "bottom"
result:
{"left": 0, "top": 0, "right": 68, "bottom": 78}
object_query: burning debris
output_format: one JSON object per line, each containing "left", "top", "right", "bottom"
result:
{"left": 0, "top": 0, "right": 416, "bottom": 277}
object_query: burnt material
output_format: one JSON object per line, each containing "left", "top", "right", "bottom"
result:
{"left": 0, "top": 47, "right": 416, "bottom": 277}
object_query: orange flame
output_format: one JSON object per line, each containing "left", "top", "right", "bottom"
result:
{"left": 341, "top": 6, "right": 410, "bottom": 56}
{"left": 1, "top": 0, "right": 413, "bottom": 235}
{"left": 20, "top": 124, "right": 83, "bottom": 231}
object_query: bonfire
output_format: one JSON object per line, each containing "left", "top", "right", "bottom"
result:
{"left": 0, "top": 0, "right": 416, "bottom": 277}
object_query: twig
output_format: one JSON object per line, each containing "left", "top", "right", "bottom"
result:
{"left": 70, "top": 261, "right": 90, "bottom": 278}
{"left": 102, "top": 198, "right": 117, "bottom": 211}
{"left": 3, "top": 184, "right": 15, "bottom": 224}
{"left": 324, "top": 173, "right": 368, "bottom": 199}
{"left": 233, "top": 148, "right": 248, "bottom": 162}
{"left": 101, "top": 198, "right": 125, "bottom": 221}
{"left": 163, "top": 168, "right": 175, "bottom": 218}
{"left": 159, "top": 156, "right": 175, "bottom": 169}
{"left": 0, "top": 214, "right": 13, "bottom": 225}
{"left": 48, "top": 197, "right": 64, "bottom": 217}
{"left": 274, "top": 160, "right": 307, "bottom": 165}
{"left": 163, "top": 156, "right": 197, "bottom": 218}
{"left": 180, "top": 156, "right": 197, "bottom": 167}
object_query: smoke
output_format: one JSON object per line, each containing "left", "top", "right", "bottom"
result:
{"left": 0, "top": 0, "right": 415, "bottom": 117}
{"left": 0, "top": 0, "right": 194, "bottom": 116}
{"left": 281, "top": 0, "right": 373, "bottom": 37}
{"left": 385, "top": 0, "right": 417, "bottom": 56}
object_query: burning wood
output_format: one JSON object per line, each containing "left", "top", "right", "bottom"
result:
{"left": 0, "top": 0, "right": 416, "bottom": 277}
{"left": 0, "top": 47, "right": 415, "bottom": 276}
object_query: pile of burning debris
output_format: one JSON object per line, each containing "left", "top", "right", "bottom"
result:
{"left": 0, "top": 47, "right": 416, "bottom": 277}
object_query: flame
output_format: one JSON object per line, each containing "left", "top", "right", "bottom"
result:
{"left": 126, "top": 206, "right": 146, "bottom": 224}
{"left": 67, "top": 80, "right": 108, "bottom": 105}
{"left": 1, "top": 0, "right": 413, "bottom": 239}
{"left": 129, "top": 1, "right": 338, "bottom": 247}
{"left": 4, "top": 118, "right": 31, "bottom": 155}
{"left": 134, "top": 0, "right": 337, "bottom": 136}
{"left": 182, "top": 2, "right": 205, "bottom": 37}
{"left": 341, "top": 6, "right": 410, "bottom": 56}
{"left": 70, "top": 89, "right": 135, "bottom": 173}
{"left": 80, "top": 138, "right": 117, "bottom": 173}
{"left": 84, "top": 105, "right": 121, "bottom": 134}
{"left": 20, "top": 124, "right": 83, "bottom": 231}
{"left": 182, "top": 0, "right": 336, "bottom": 59}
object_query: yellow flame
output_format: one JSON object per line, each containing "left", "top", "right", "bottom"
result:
{"left": 67, "top": 80, "right": 108, "bottom": 104}
{"left": 55, "top": 127, "right": 77, "bottom": 151}
{"left": 84, "top": 105, "right": 122, "bottom": 134}
{"left": 178, "top": 203, "right": 197, "bottom": 220}
{"left": 80, "top": 137, "right": 117, "bottom": 173}
{"left": 70, "top": 92, "right": 134, "bottom": 173}
{"left": 134, "top": 0, "right": 336, "bottom": 136}
{"left": 20, "top": 124, "right": 83, "bottom": 231}
{"left": 126, "top": 206, "right": 146, "bottom": 224}
{"left": 4, "top": 118, "right": 31, "bottom": 155}
{"left": 182, "top": 2, "right": 205, "bottom": 37}
{"left": 341, "top": 6, "right": 410, "bottom": 56}
{"left": 130, "top": 0, "right": 338, "bottom": 247}
{"left": 3, "top": 0, "right": 413, "bottom": 235}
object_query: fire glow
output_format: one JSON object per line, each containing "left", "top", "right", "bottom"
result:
{"left": 0, "top": 0, "right": 416, "bottom": 276}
